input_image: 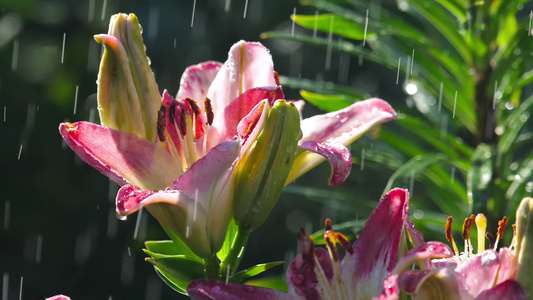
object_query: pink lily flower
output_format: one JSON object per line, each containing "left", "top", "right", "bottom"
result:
{"left": 45, "top": 295, "right": 71, "bottom": 300}
{"left": 382, "top": 207, "right": 529, "bottom": 299}
{"left": 59, "top": 14, "right": 396, "bottom": 257}
{"left": 187, "top": 189, "right": 448, "bottom": 299}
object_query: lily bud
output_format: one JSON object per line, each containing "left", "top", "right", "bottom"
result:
{"left": 233, "top": 99, "right": 302, "bottom": 230}
{"left": 514, "top": 197, "right": 533, "bottom": 298}
{"left": 95, "top": 13, "right": 161, "bottom": 142}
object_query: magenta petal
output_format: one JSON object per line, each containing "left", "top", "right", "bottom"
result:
{"left": 59, "top": 121, "right": 180, "bottom": 190}
{"left": 297, "top": 141, "right": 352, "bottom": 185}
{"left": 207, "top": 41, "right": 277, "bottom": 115}
{"left": 176, "top": 61, "right": 222, "bottom": 102}
{"left": 286, "top": 229, "right": 333, "bottom": 300}
{"left": 373, "top": 275, "right": 400, "bottom": 300}
{"left": 392, "top": 242, "right": 453, "bottom": 275}
{"left": 45, "top": 296, "right": 71, "bottom": 300}
{"left": 187, "top": 279, "right": 299, "bottom": 300}
{"left": 342, "top": 188, "right": 409, "bottom": 298}
{"left": 300, "top": 98, "right": 396, "bottom": 145}
{"left": 474, "top": 280, "right": 527, "bottom": 300}
{"left": 210, "top": 86, "right": 284, "bottom": 146}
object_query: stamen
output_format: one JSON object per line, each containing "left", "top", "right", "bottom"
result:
{"left": 274, "top": 71, "right": 280, "bottom": 86}
{"left": 179, "top": 108, "right": 187, "bottom": 136}
{"left": 462, "top": 214, "right": 475, "bottom": 256}
{"left": 494, "top": 216, "right": 508, "bottom": 250}
{"left": 169, "top": 101, "right": 176, "bottom": 125}
{"left": 335, "top": 232, "right": 354, "bottom": 255}
{"left": 157, "top": 105, "right": 166, "bottom": 142}
{"left": 325, "top": 218, "right": 333, "bottom": 231}
{"left": 204, "top": 98, "right": 214, "bottom": 126}
{"left": 475, "top": 213, "right": 487, "bottom": 253}
{"left": 324, "top": 234, "right": 339, "bottom": 262}
{"left": 185, "top": 98, "right": 201, "bottom": 117}
{"left": 445, "top": 216, "right": 460, "bottom": 258}
{"left": 486, "top": 232, "right": 495, "bottom": 250}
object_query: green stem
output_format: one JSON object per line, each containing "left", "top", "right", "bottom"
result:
{"left": 203, "top": 254, "right": 220, "bottom": 280}
{"left": 220, "top": 225, "right": 251, "bottom": 282}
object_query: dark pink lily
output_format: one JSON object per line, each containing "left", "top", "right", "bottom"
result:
{"left": 59, "top": 13, "right": 396, "bottom": 258}
{"left": 187, "top": 189, "right": 445, "bottom": 299}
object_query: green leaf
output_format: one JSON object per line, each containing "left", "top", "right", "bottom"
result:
{"left": 160, "top": 225, "right": 200, "bottom": 259}
{"left": 384, "top": 154, "right": 449, "bottom": 193}
{"left": 245, "top": 276, "right": 288, "bottom": 292}
{"left": 505, "top": 155, "right": 533, "bottom": 209}
{"left": 299, "top": 90, "right": 354, "bottom": 112}
{"left": 217, "top": 217, "right": 238, "bottom": 261}
{"left": 231, "top": 261, "right": 285, "bottom": 283}
{"left": 292, "top": 13, "right": 375, "bottom": 41}
{"left": 279, "top": 76, "right": 369, "bottom": 99}
{"left": 496, "top": 11, "right": 518, "bottom": 48}
{"left": 467, "top": 144, "right": 494, "bottom": 213}
{"left": 146, "top": 255, "right": 205, "bottom": 282}
{"left": 153, "top": 266, "right": 187, "bottom": 295}
{"left": 499, "top": 95, "right": 533, "bottom": 154}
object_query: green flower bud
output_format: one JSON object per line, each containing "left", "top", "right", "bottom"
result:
{"left": 514, "top": 197, "right": 533, "bottom": 298}
{"left": 94, "top": 13, "right": 161, "bottom": 142}
{"left": 233, "top": 100, "right": 302, "bottom": 231}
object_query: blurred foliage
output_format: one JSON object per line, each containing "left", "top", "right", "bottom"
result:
{"left": 264, "top": 0, "right": 533, "bottom": 244}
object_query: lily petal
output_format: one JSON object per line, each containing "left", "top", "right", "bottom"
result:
{"left": 293, "top": 141, "right": 352, "bottom": 185}
{"left": 177, "top": 61, "right": 222, "bottom": 102}
{"left": 287, "top": 99, "right": 396, "bottom": 185}
{"left": 343, "top": 188, "right": 409, "bottom": 298}
{"left": 373, "top": 275, "right": 400, "bottom": 300}
{"left": 399, "top": 268, "right": 463, "bottom": 300}
{"left": 211, "top": 86, "right": 284, "bottom": 147}
{"left": 207, "top": 41, "right": 277, "bottom": 115}
{"left": 59, "top": 121, "right": 179, "bottom": 190}
{"left": 187, "top": 279, "right": 299, "bottom": 300}
{"left": 115, "top": 141, "right": 240, "bottom": 257}
{"left": 286, "top": 229, "right": 333, "bottom": 300}
{"left": 392, "top": 242, "right": 453, "bottom": 275}
{"left": 474, "top": 280, "right": 527, "bottom": 300}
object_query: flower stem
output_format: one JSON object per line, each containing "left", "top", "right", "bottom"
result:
{"left": 203, "top": 254, "right": 220, "bottom": 280}
{"left": 220, "top": 225, "right": 251, "bottom": 282}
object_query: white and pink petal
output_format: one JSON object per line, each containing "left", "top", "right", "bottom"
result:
{"left": 187, "top": 279, "right": 300, "bottom": 300}
{"left": 177, "top": 61, "right": 222, "bottom": 103}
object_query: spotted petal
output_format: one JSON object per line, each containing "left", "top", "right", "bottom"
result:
{"left": 177, "top": 61, "right": 222, "bottom": 102}
{"left": 59, "top": 121, "right": 180, "bottom": 190}
{"left": 287, "top": 98, "right": 396, "bottom": 185}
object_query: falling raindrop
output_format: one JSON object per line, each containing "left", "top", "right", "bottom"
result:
{"left": 193, "top": 189, "right": 199, "bottom": 221}
{"left": 89, "top": 107, "right": 96, "bottom": 123}
{"left": 145, "top": 276, "right": 162, "bottom": 300}
{"left": 338, "top": 52, "right": 350, "bottom": 84}
{"left": 18, "top": 276, "right": 22, "bottom": 300}
{"left": 452, "top": 91, "right": 457, "bottom": 118}
{"left": 225, "top": 0, "right": 231, "bottom": 12}
{"left": 133, "top": 207, "right": 144, "bottom": 240}
{"left": 73, "top": 85, "right": 79, "bottom": 115}
{"left": 35, "top": 235, "right": 43, "bottom": 263}
{"left": 101, "top": 0, "right": 108, "bottom": 20}
{"left": 11, "top": 39, "right": 19, "bottom": 71}
{"left": 396, "top": 57, "right": 401, "bottom": 84}
{"left": 492, "top": 81, "right": 498, "bottom": 110}
{"left": 243, "top": 0, "right": 249, "bottom": 19}
{"left": 409, "top": 171, "right": 415, "bottom": 196}
{"left": 451, "top": 166, "right": 456, "bottom": 183}
{"left": 529, "top": 11, "right": 532, "bottom": 36}
{"left": 17, "top": 145, "right": 22, "bottom": 160}
{"left": 291, "top": 7, "right": 296, "bottom": 36}
{"left": 190, "top": 0, "right": 197, "bottom": 27}
{"left": 362, "top": 9, "right": 369, "bottom": 46}
{"left": 120, "top": 248, "right": 135, "bottom": 286}
{"left": 225, "top": 266, "right": 230, "bottom": 284}
{"left": 3, "top": 106, "right": 5, "bottom": 122}
{"left": 360, "top": 148, "right": 365, "bottom": 171}
{"left": 325, "top": 16, "right": 334, "bottom": 70}
{"left": 88, "top": 0, "right": 95, "bottom": 22}
{"left": 61, "top": 33, "right": 66, "bottom": 64}
{"left": 148, "top": 7, "right": 160, "bottom": 40}
{"left": 438, "top": 82, "right": 443, "bottom": 112}
{"left": 107, "top": 207, "right": 117, "bottom": 239}
{"left": 410, "top": 49, "right": 415, "bottom": 74}
{"left": 3, "top": 201, "right": 10, "bottom": 230}
{"left": 108, "top": 181, "right": 119, "bottom": 203}
{"left": 173, "top": 38, "right": 177, "bottom": 48}
{"left": 2, "top": 273, "right": 8, "bottom": 300}
{"left": 440, "top": 115, "right": 448, "bottom": 140}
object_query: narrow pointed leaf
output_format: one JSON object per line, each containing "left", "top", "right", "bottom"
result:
{"left": 231, "top": 261, "right": 285, "bottom": 283}
{"left": 467, "top": 144, "right": 494, "bottom": 213}
{"left": 292, "top": 13, "right": 375, "bottom": 40}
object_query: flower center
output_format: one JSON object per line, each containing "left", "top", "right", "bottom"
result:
{"left": 156, "top": 91, "right": 213, "bottom": 173}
